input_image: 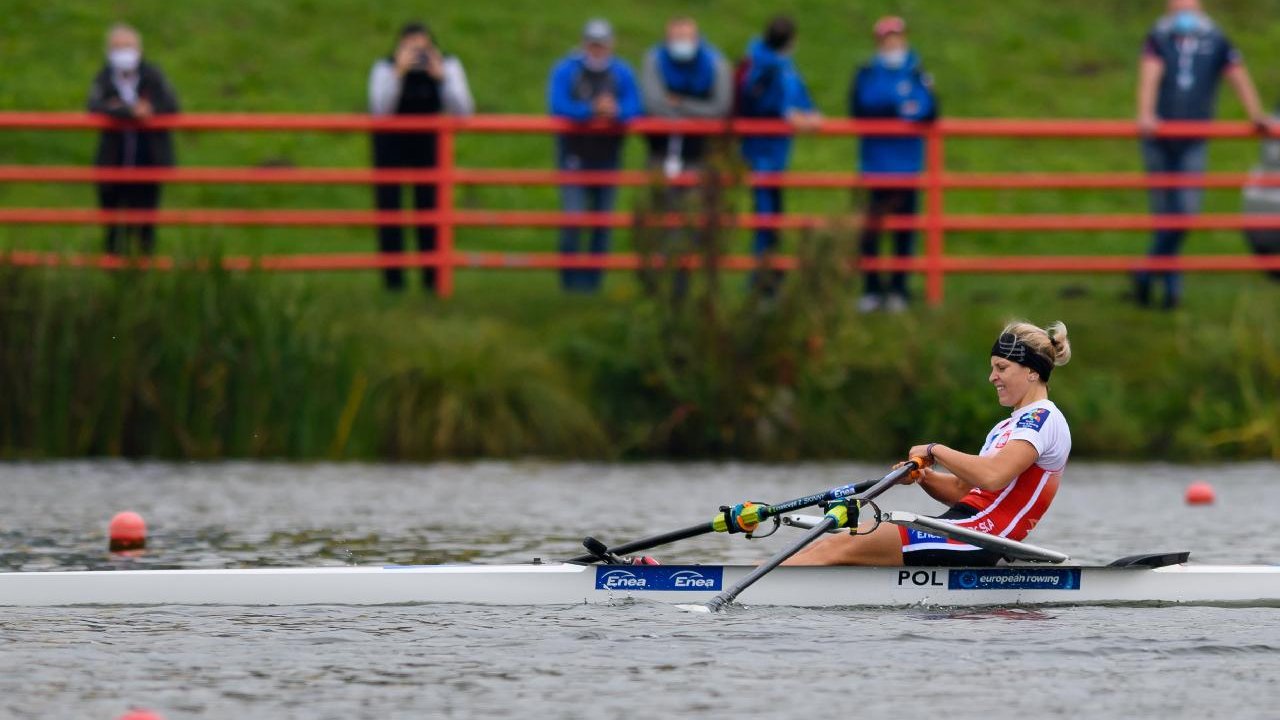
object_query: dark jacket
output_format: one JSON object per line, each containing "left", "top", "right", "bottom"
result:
{"left": 86, "top": 60, "right": 180, "bottom": 167}
{"left": 850, "top": 51, "right": 937, "bottom": 174}
{"left": 547, "top": 53, "right": 641, "bottom": 166}
{"left": 1143, "top": 15, "right": 1240, "bottom": 121}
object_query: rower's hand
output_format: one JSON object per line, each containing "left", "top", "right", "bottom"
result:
{"left": 893, "top": 462, "right": 931, "bottom": 485}
{"left": 895, "top": 449, "right": 936, "bottom": 484}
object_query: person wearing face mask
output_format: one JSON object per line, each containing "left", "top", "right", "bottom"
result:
{"left": 368, "top": 22, "right": 474, "bottom": 293}
{"left": 548, "top": 19, "right": 642, "bottom": 294}
{"left": 638, "top": 17, "right": 732, "bottom": 296}
{"left": 86, "top": 23, "right": 180, "bottom": 256}
{"left": 850, "top": 16, "right": 937, "bottom": 314}
{"left": 1135, "top": 0, "right": 1274, "bottom": 309}
{"left": 736, "top": 15, "right": 822, "bottom": 295}
{"left": 641, "top": 17, "right": 732, "bottom": 176}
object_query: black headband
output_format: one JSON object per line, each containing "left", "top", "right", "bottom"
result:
{"left": 991, "top": 333, "right": 1053, "bottom": 381}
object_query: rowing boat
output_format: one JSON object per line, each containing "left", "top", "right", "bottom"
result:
{"left": 2, "top": 555, "right": 1279, "bottom": 608}
{"left": 5, "top": 469, "right": 1276, "bottom": 609}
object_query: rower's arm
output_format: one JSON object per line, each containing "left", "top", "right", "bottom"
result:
{"left": 918, "top": 470, "right": 973, "bottom": 505}
{"left": 928, "top": 441, "right": 1039, "bottom": 493}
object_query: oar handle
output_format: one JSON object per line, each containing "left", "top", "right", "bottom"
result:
{"left": 858, "top": 459, "right": 923, "bottom": 502}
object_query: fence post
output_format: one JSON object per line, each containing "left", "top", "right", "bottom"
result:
{"left": 436, "top": 120, "right": 456, "bottom": 298}
{"left": 924, "top": 124, "right": 945, "bottom": 305}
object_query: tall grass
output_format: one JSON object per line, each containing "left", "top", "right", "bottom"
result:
{"left": 0, "top": 260, "right": 352, "bottom": 457}
{"left": 0, "top": 259, "right": 607, "bottom": 460}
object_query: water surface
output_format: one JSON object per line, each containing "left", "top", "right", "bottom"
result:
{"left": 1, "top": 462, "right": 1277, "bottom": 719}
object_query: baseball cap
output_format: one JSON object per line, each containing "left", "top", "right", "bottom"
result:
{"left": 583, "top": 18, "right": 614, "bottom": 43}
{"left": 873, "top": 16, "right": 906, "bottom": 38}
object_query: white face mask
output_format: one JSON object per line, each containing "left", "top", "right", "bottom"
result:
{"left": 109, "top": 48, "right": 141, "bottom": 73}
{"left": 879, "top": 49, "right": 908, "bottom": 69}
{"left": 667, "top": 39, "right": 698, "bottom": 62}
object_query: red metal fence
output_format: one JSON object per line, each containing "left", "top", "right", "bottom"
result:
{"left": 2, "top": 112, "right": 1279, "bottom": 303}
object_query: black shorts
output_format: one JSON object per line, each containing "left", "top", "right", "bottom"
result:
{"left": 900, "top": 504, "right": 1004, "bottom": 567}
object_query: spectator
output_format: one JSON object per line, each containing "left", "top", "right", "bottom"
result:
{"left": 737, "top": 16, "right": 821, "bottom": 294}
{"left": 639, "top": 16, "right": 732, "bottom": 296}
{"left": 641, "top": 17, "right": 732, "bottom": 176}
{"left": 1135, "top": 0, "right": 1274, "bottom": 309}
{"left": 548, "top": 19, "right": 641, "bottom": 293}
{"left": 86, "top": 23, "right": 179, "bottom": 256}
{"left": 368, "top": 22, "right": 474, "bottom": 293}
{"left": 850, "top": 16, "right": 937, "bottom": 313}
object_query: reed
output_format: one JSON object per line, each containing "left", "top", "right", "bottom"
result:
{"left": 0, "top": 259, "right": 606, "bottom": 460}
{"left": 0, "top": 249, "right": 1276, "bottom": 461}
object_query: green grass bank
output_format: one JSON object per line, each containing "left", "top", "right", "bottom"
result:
{"left": 1, "top": 1, "right": 1279, "bottom": 460}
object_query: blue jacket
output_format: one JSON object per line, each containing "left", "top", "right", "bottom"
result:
{"left": 850, "top": 51, "right": 937, "bottom": 175}
{"left": 547, "top": 53, "right": 642, "bottom": 122}
{"left": 738, "top": 39, "right": 815, "bottom": 170}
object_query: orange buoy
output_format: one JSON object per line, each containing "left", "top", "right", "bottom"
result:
{"left": 108, "top": 511, "right": 147, "bottom": 552}
{"left": 1184, "top": 481, "right": 1216, "bottom": 506}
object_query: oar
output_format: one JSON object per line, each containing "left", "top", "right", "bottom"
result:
{"left": 691, "top": 459, "right": 927, "bottom": 613}
{"left": 565, "top": 476, "right": 882, "bottom": 564}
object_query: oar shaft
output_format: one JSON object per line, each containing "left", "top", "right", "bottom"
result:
{"left": 705, "top": 517, "right": 837, "bottom": 612}
{"left": 566, "top": 522, "right": 714, "bottom": 564}
{"left": 758, "top": 477, "right": 879, "bottom": 518}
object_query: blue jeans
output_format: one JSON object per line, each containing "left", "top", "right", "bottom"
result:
{"left": 1137, "top": 139, "right": 1208, "bottom": 304}
{"left": 557, "top": 146, "right": 619, "bottom": 293}
{"left": 743, "top": 148, "right": 790, "bottom": 293}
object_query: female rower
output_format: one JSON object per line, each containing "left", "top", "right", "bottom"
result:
{"left": 788, "top": 319, "right": 1072, "bottom": 566}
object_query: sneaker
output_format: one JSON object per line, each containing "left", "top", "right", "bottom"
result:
{"left": 885, "top": 293, "right": 909, "bottom": 313}
{"left": 856, "top": 294, "right": 883, "bottom": 314}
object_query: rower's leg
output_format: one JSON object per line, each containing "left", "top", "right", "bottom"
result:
{"left": 783, "top": 521, "right": 904, "bottom": 566}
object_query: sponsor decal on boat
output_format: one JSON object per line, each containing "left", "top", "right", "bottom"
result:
{"left": 595, "top": 566, "right": 724, "bottom": 591}
{"left": 947, "top": 567, "right": 1081, "bottom": 591}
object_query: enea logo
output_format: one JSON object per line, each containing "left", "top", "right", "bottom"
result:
{"left": 597, "top": 569, "right": 647, "bottom": 590}
{"left": 670, "top": 570, "right": 717, "bottom": 589}
{"left": 594, "top": 566, "right": 724, "bottom": 591}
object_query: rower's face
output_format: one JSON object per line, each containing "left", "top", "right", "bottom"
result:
{"left": 989, "top": 357, "right": 1032, "bottom": 408}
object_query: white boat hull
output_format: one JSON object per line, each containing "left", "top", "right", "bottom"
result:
{"left": 3, "top": 563, "right": 1280, "bottom": 608}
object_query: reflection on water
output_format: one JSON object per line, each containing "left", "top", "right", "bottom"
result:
{"left": 917, "top": 608, "right": 1057, "bottom": 622}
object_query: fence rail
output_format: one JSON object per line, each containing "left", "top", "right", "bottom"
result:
{"left": 2, "top": 111, "right": 1278, "bottom": 302}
